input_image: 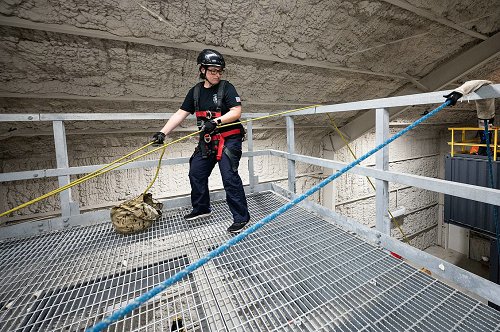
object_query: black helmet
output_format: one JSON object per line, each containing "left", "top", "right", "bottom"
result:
{"left": 197, "top": 49, "right": 225, "bottom": 69}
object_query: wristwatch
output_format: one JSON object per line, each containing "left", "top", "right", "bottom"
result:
{"left": 216, "top": 118, "right": 222, "bottom": 125}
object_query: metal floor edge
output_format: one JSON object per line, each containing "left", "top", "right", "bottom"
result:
{"left": 0, "top": 191, "right": 499, "bottom": 332}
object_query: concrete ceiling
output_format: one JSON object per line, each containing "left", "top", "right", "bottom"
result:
{"left": 0, "top": 0, "right": 499, "bottom": 141}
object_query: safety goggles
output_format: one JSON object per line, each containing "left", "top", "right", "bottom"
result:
{"left": 207, "top": 68, "right": 224, "bottom": 75}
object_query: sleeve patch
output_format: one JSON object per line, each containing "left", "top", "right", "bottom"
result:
{"left": 235, "top": 96, "right": 241, "bottom": 102}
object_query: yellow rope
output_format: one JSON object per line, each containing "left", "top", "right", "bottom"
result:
{"left": 1, "top": 104, "right": 321, "bottom": 219}
{"left": 326, "top": 114, "right": 409, "bottom": 243}
{"left": 142, "top": 143, "right": 167, "bottom": 195}
{"left": 75, "top": 142, "right": 156, "bottom": 184}
{"left": 227, "top": 104, "right": 322, "bottom": 128}
{"left": 0, "top": 131, "right": 202, "bottom": 219}
{"left": 141, "top": 104, "right": 322, "bottom": 193}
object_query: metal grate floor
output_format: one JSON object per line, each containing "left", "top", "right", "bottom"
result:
{"left": 1, "top": 191, "right": 499, "bottom": 331}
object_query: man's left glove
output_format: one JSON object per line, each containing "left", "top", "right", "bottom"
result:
{"left": 202, "top": 120, "right": 217, "bottom": 135}
{"left": 152, "top": 132, "right": 166, "bottom": 144}
{"left": 443, "top": 91, "right": 463, "bottom": 106}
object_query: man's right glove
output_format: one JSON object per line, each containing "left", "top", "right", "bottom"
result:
{"left": 443, "top": 91, "right": 463, "bottom": 106}
{"left": 152, "top": 132, "right": 166, "bottom": 144}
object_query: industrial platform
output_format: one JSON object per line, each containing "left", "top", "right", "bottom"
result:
{"left": 1, "top": 191, "right": 499, "bottom": 331}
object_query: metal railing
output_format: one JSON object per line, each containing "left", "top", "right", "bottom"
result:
{"left": 1, "top": 84, "right": 500, "bottom": 309}
{"left": 1, "top": 84, "right": 499, "bottom": 229}
{"left": 448, "top": 126, "right": 499, "bottom": 160}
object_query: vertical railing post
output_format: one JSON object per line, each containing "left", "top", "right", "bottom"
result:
{"left": 494, "top": 128, "right": 498, "bottom": 161}
{"left": 286, "top": 116, "right": 296, "bottom": 193}
{"left": 375, "top": 108, "right": 390, "bottom": 235}
{"left": 461, "top": 129, "right": 465, "bottom": 153}
{"left": 53, "top": 121, "right": 79, "bottom": 218}
{"left": 451, "top": 129, "right": 455, "bottom": 157}
{"left": 247, "top": 120, "right": 257, "bottom": 192}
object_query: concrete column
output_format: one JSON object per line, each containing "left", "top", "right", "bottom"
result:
{"left": 375, "top": 108, "right": 390, "bottom": 234}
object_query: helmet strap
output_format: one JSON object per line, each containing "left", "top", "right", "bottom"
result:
{"left": 199, "top": 65, "right": 207, "bottom": 80}
{"left": 205, "top": 76, "right": 216, "bottom": 87}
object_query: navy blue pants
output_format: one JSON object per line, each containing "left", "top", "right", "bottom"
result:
{"left": 189, "top": 137, "right": 250, "bottom": 223}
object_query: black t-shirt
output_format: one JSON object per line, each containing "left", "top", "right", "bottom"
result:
{"left": 181, "top": 81, "right": 244, "bottom": 132}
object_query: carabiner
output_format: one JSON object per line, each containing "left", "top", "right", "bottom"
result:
{"left": 204, "top": 134, "right": 212, "bottom": 143}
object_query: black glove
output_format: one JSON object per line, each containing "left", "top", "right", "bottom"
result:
{"left": 202, "top": 120, "right": 217, "bottom": 134}
{"left": 443, "top": 91, "right": 463, "bottom": 106}
{"left": 152, "top": 132, "right": 166, "bottom": 144}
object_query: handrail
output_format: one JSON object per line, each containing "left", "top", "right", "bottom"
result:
{"left": 1, "top": 84, "right": 499, "bottom": 122}
{"left": 1, "top": 84, "right": 499, "bottom": 225}
{"left": 293, "top": 83, "right": 500, "bottom": 115}
{"left": 448, "top": 127, "right": 499, "bottom": 160}
{"left": 0, "top": 112, "right": 269, "bottom": 122}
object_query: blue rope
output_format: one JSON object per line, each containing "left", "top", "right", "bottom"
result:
{"left": 87, "top": 101, "right": 450, "bottom": 332}
{"left": 483, "top": 122, "right": 500, "bottom": 264}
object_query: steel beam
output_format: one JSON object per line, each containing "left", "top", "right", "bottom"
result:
{"left": 0, "top": 152, "right": 271, "bottom": 182}
{"left": 326, "top": 33, "right": 500, "bottom": 150}
{"left": 0, "top": 112, "right": 268, "bottom": 122}
{"left": 381, "top": 0, "right": 488, "bottom": 40}
{"left": 2, "top": 147, "right": 498, "bottom": 206}
{"left": 0, "top": 92, "right": 314, "bottom": 107}
{"left": 0, "top": 114, "right": 39, "bottom": 121}
{"left": 293, "top": 83, "right": 500, "bottom": 116}
{"left": 418, "top": 32, "right": 500, "bottom": 90}
{"left": 2, "top": 148, "right": 499, "bottom": 206}
{"left": 0, "top": 126, "right": 328, "bottom": 140}
{"left": 267, "top": 150, "right": 500, "bottom": 206}
{"left": 341, "top": 15, "right": 490, "bottom": 61}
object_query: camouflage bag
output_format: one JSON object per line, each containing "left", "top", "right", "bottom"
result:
{"left": 110, "top": 193, "right": 163, "bottom": 234}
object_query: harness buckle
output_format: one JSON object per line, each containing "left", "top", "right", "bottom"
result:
{"left": 205, "top": 110, "right": 213, "bottom": 119}
{"left": 204, "top": 134, "right": 212, "bottom": 143}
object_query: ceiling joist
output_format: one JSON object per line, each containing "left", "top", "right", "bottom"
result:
{"left": 381, "top": 0, "right": 488, "bottom": 40}
{"left": 0, "top": 15, "right": 408, "bottom": 80}
{"left": 0, "top": 92, "right": 314, "bottom": 107}
{"left": 330, "top": 31, "right": 500, "bottom": 150}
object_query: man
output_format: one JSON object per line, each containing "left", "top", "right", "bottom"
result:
{"left": 152, "top": 49, "right": 250, "bottom": 233}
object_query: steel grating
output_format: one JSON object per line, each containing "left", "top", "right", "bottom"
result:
{"left": 1, "top": 191, "right": 499, "bottom": 332}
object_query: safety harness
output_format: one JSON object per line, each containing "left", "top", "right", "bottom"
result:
{"left": 193, "top": 80, "right": 243, "bottom": 160}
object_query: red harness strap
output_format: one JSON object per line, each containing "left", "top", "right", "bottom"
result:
{"left": 212, "top": 129, "right": 242, "bottom": 160}
{"left": 195, "top": 111, "right": 221, "bottom": 119}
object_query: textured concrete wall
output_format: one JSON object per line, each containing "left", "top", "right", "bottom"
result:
{"left": 1, "top": 0, "right": 497, "bottom": 256}
{"left": 0, "top": 126, "right": 325, "bottom": 218}
{"left": 324, "top": 126, "right": 444, "bottom": 250}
